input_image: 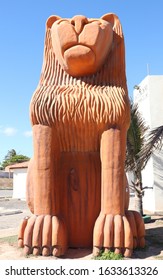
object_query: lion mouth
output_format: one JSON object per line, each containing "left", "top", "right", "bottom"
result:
{"left": 64, "top": 45, "right": 95, "bottom": 69}
{"left": 63, "top": 43, "right": 94, "bottom": 56}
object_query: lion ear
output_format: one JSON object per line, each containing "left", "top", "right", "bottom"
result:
{"left": 101, "top": 13, "right": 122, "bottom": 37}
{"left": 46, "top": 15, "right": 61, "bottom": 29}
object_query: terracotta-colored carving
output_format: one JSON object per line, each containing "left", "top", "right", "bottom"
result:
{"left": 18, "top": 13, "right": 145, "bottom": 257}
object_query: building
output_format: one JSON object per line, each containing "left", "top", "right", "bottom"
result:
{"left": 133, "top": 75, "right": 163, "bottom": 214}
{"left": 7, "top": 161, "right": 29, "bottom": 199}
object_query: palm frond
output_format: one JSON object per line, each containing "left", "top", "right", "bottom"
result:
{"left": 139, "top": 125, "right": 163, "bottom": 169}
{"left": 125, "top": 102, "right": 149, "bottom": 171}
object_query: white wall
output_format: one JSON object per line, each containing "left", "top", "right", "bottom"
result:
{"left": 12, "top": 168, "right": 27, "bottom": 199}
{"left": 142, "top": 157, "right": 155, "bottom": 213}
{"left": 153, "top": 150, "right": 163, "bottom": 213}
{"left": 134, "top": 75, "right": 163, "bottom": 214}
{"left": 149, "top": 76, "right": 163, "bottom": 128}
{"left": 133, "top": 76, "right": 151, "bottom": 127}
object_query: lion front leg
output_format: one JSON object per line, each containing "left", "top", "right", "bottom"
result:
{"left": 18, "top": 124, "right": 67, "bottom": 256}
{"left": 93, "top": 128, "right": 145, "bottom": 257}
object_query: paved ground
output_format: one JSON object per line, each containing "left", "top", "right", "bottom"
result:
{"left": 0, "top": 189, "right": 13, "bottom": 199}
{"left": 0, "top": 190, "right": 31, "bottom": 238}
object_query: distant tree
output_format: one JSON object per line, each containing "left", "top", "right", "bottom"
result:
{"left": 4, "top": 149, "right": 17, "bottom": 161}
{"left": 2, "top": 149, "right": 30, "bottom": 169}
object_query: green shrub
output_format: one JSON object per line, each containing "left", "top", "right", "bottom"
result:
{"left": 0, "top": 235, "right": 18, "bottom": 244}
{"left": 93, "top": 250, "right": 123, "bottom": 260}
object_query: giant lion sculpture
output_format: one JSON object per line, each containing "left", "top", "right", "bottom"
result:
{"left": 18, "top": 13, "right": 145, "bottom": 257}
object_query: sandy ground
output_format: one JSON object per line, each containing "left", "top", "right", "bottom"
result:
{"left": 0, "top": 197, "right": 163, "bottom": 260}
{"left": 0, "top": 243, "right": 93, "bottom": 260}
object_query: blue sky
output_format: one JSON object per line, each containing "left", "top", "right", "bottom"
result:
{"left": 0, "top": 0, "right": 163, "bottom": 163}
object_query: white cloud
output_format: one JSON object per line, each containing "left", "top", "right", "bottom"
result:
{"left": 2, "top": 127, "right": 17, "bottom": 136}
{"left": 24, "top": 130, "right": 33, "bottom": 137}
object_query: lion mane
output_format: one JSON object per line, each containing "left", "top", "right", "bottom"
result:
{"left": 30, "top": 13, "right": 130, "bottom": 152}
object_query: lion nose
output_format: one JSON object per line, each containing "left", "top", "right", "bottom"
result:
{"left": 71, "top": 15, "right": 88, "bottom": 34}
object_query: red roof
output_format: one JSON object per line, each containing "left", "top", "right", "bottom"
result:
{"left": 6, "top": 161, "right": 29, "bottom": 171}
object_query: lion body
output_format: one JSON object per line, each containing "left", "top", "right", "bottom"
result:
{"left": 26, "top": 14, "right": 132, "bottom": 248}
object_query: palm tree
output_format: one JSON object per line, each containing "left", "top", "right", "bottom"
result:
{"left": 125, "top": 102, "right": 163, "bottom": 215}
{"left": 125, "top": 102, "right": 149, "bottom": 215}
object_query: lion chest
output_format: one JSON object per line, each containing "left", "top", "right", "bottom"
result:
{"left": 30, "top": 85, "right": 130, "bottom": 151}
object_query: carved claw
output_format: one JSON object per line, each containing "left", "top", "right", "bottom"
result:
{"left": 18, "top": 215, "right": 67, "bottom": 256}
{"left": 126, "top": 210, "right": 145, "bottom": 249}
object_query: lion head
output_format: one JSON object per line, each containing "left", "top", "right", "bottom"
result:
{"left": 39, "top": 13, "right": 126, "bottom": 87}
{"left": 49, "top": 15, "right": 113, "bottom": 77}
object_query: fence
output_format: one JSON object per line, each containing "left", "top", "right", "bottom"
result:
{"left": 0, "top": 171, "right": 13, "bottom": 179}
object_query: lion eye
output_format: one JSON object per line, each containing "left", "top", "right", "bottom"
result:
{"left": 71, "top": 20, "right": 75, "bottom": 26}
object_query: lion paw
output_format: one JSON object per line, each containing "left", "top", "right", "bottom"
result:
{"left": 125, "top": 210, "right": 145, "bottom": 249}
{"left": 18, "top": 215, "right": 67, "bottom": 257}
{"left": 93, "top": 210, "right": 145, "bottom": 258}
